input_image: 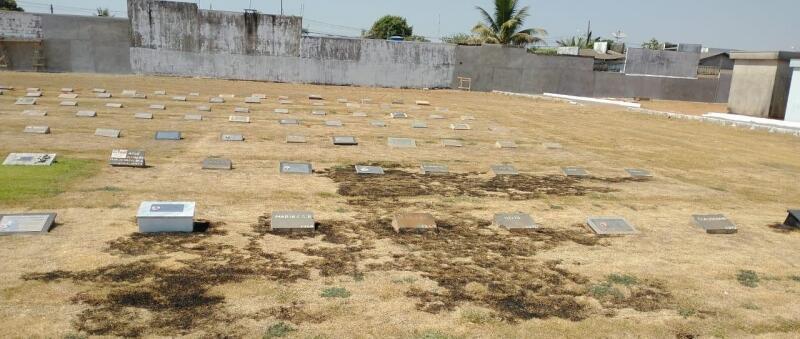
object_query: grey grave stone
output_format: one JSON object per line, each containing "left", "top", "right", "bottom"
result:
{"left": 388, "top": 137, "right": 416, "bottom": 148}
{"left": 325, "top": 120, "right": 343, "bottom": 127}
{"left": 155, "top": 131, "right": 181, "bottom": 140}
{"left": 352, "top": 112, "right": 368, "bottom": 117}
{"left": 60, "top": 101, "right": 78, "bottom": 106}
{"left": 312, "top": 110, "right": 327, "bottom": 116}
{"left": 495, "top": 140, "right": 518, "bottom": 149}
{"left": 184, "top": 114, "right": 203, "bottom": 121}
{"left": 308, "top": 94, "right": 324, "bottom": 100}
{"left": 784, "top": 210, "right": 800, "bottom": 228}
{"left": 0, "top": 213, "right": 57, "bottom": 234}
{"left": 278, "top": 96, "right": 290, "bottom": 100}
{"left": 154, "top": 90, "right": 167, "bottom": 95}
{"left": 209, "top": 97, "right": 225, "bottom": 104}
{"left": 312, "top": 102, "right": 325, "bottom": 107}
{"left": 202, "top": 158, "right": 233, "bottom": 170}
{"left": 392, "top": 99, "right": 404, "bottom": 105}
{"left": 221, "top": 133, "right": 245, "bottom": 142}
{"left": 286, "top": 135, "right": 307, "bottom": 143}
{"left": 280, "top": 161, "right": 312, "bottom": 174}
{"left": 26, "top": 92, "right": 42, "bottom": 97}
{"left": 229, "top": 115, "right": 251, "bottom": 123}
{"left": 121, "top": 90, "right": 137, "bottom": 97}
{"left": 189, "top": 92, "right": 200, "bottom": 96}
{"left": 692, "top": 215, "right": 737, "bottom": 234}
{"left": 625, "top": 168, "right": 653, "bottom": 178}
{"left": 429, "top": 114, "right": 445, "bottom": 120}
{"left": 415, "top": 100, "right": 431, "bottom": 106}
{"left": 92, "top": 88, "right": 106, "bottom": 93}
{"left": 271, "top": 211, "right": 315, "bottom": 232}
{"left": 24, "top": 126, "right": 50, "bottom": 134}
{"left": 280, "top": 119, "right": 300, "bottom": 125}
{"left": 562, "top": 167, "right": 589, "bottom": 177}
{"left": 96, "top": 93, "right": 112, "bottom": 98}
{"left": 274, "top": 108, "right": 289, "bottom": 114}
{"left": 279, "top": 100, "right": 293, "bottom": 105}
{"left": 76, "top": 111, "right": 97, "bottom": 117}
{"left": 355, "top": 165, "right": 384, "bottom": 175}
{"left": 587, "top": 217, "right": 637, "bottom": 235}
{"left": 110, "top": 149, "right": 146, "bottom": 167}
{"left": 371, "top": 120, "right": 387, "bottom": 127}
{"left": 494, "top": 213, "right": 537, "bottom": 230}
{"left": 134, "top": 112, "right": 153, "bottom": 119}
{"left": 435, "top": 107, "right": 449, "bottom": 112}
{"left": 61, "top": 88, "right": 74, "bottom": 93}
{"left": 172, "top": 96, "right": 187, "bottom": 101}
{"left": 244, "top": 97, "right": 261, "bottom": 104}
{"left": 58, "top": 93, "right": 78, "bottom": 99}
{"left": 15, "top": 97, "right": 36, "bottom": 105}
{"left": 346, "top": 103, "right": 361, "bottom": 109}
{"left": 421, "top": 163, "right": 449, "bottom": 174}
{"left": 234, "top": 107, "right": 250, "bottom": 113}
{"left": 392, "top": 213, "right": 436, "bottom": 233}
{"left": 197, "top": 106, "right": 211, "bottom": 112}
{"left": 219, "top": 94, "right": 236, "bottom": 99}
{"left": 3, "top": 153, "right": 56, "bottom": 166}
{"left": 543, "top": 142, "right": 563, "bottom": 150}
{"left": 390, "top": 112, "right": 408, "bottom": 119}
{"left": 106, "top": 103, "right": 123, "bottom": 108}
{"left": 333, "top": 136, "right": 358, "bottom": 146}
{"left": 137, "top": 201, "right": 196, "bottom": 233}
{"left": 412, "top": 121, "right": 428, "bottom": 128}
{"left": 251, "top": 93, "right": 267, "bottom": 99}
{"left": 22, "top": 110, "right": 46, "bottom": 117}
{"left": 451, "top": 123, "right": 471, "bottom": 130}
{"left": 461, "top": 115, "right": 476, "bottom": 121}
{"left": 442, "top": 139, "right": 463, "bottom": 147}
{"left": 149, "top": 104, "right": 166, "bottom": 110}
{"left": 95, "top": 128, "right": 121, "bottom": 138}
{"left": 492, "top": 164, "right": 519, "bottom": 175}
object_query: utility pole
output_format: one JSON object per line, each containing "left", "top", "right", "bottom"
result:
{"left": 586, "top": 20, "right": 591, "bottom": 42}
{"left": 50, "top": 4, "right": 53, "bottom": 14}
{"left": 281, "top": 0, "right": 284, "bottom": 15}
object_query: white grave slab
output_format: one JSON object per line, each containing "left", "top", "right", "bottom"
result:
{"left": 280, "top": 161, "right": 312, "bottom": 174}
{"left": 234, "top": 107, "right": 250, "bottom": 113}
{"left": 61, "top": 88, "right": 74, "bottom": 93}
{"left": 154, "top": 90, "right": 167, "bottom": 95}
{"left": 587, "top": 217, "right": 637, "bottom": 235}
{"left": 625, "top": 169, "right": 653, "bottom": 178}
{"left": 274, "top": 108, "right": 289, "bottom": 114}
{"left": 355, "top": 165, "right": 384, "bottom": 174}
{"left": 491, "top": 164, "right": 519, "bottom": 175}
{"left": 134, "top": 112, "right": 153, "bottom": 119}
{"left": 371, "top": 121, "right": 387, "bottom": 127}
{"left": 451, "top": 123, "right": 471, "bottom": 130}
{"left": 390, "top": 112, "right": 408, "bottom": 119}
{"left": 280, "top": 119, "right": 300, "bottom": 125}
{"left": 22, "top": 110, "right": 47, "bottom": 117}
{"left": 252, "top": 93, "right": 267, "bottom": 99}
{"left": 26, "top": 92, "right": 42, "bottom": 97}
{"left": 3, "top": 153, "right": 56, "bottom": 166}
{"left": 60, "top": 101, "right": 78, "bottom": 106}
{"left": 308, "top": 94, "right": 324, "bottom": 100}
{"left": 189, "top": 92, "right": 200, "bottom": 96}
{"left": 106, "top": 103, "right": 123, "bottom": 108}
{"left": 0, "top": 213, "right": 57, "bottom": 234}
{"left": 271, "top": 211, "right": 315, "bottom": 232}
{"left": 202, "top": 158, "right": 233, "bottom": 170}
{"left": 92, "top": 88, "right": 107, "bottom": 93}
{"left": 325, "top": 120, "right": 343, "bottom": 127}
{"left": 24, "top": 126, "right": 50, "bottom": 134}
{"left": 562, "top": 167, "right": 589, "bottom": 177}
{"left": 346, "top": 103, "right": 361, "bottom": 109}
{"left": 352, "top": 112, "right": 368, "bottom": 117}
{"left": 333, "top": 136, "right": 358, "bottom": 145}
{"left": 421, "top": 163, "right": 449, "bottom": 174}
{"left": 96, "top": 93, "right": 112, "bottom": 98}
{"left": 312, "top": 110, "right": 327, "bottom": 116}
{"left": 184, "top": 114, "right": 203, "bottom": 121}
{"left": 155, "top": 131, "right": 181, "bottom": 140}
{"left": 494, "top": 213, "right": 537, "bottom": 230}
{"left": 15, "top": 97, "right": 37, "bottom": 105}
{"left": 137, "top": 201, "right": 196, "bottom": 233}
{"left": 495, "top": 141, "right": 518, "bottom": 149}
{"left": 229, "top": 115, "right": 251, "bottom": 123}
{"left": 95, "top": 128, "right": 121, "bottom": 138}
{"left": 244, "top": 97, "right": 261, "bottom": 104}
{"left": 149, "top": 104, "right": 166, "bottom": 110}
{"left": 388, "top": 137, "right": 416, "bottom": 148}
{"left": 172, "top": 96, "right": 187, "bottom": 101}
{"left": 286, "top": 135, "right": 306, "bottom": 143}
{"left": 412, "top": 121, "right": 428, "bottom": 128}
{"left": 692, "top": 214, "right": 737, "bottom": 234}
{"left": 415, "top": 100, "right": 431, "bottom": 106}
{"left": 209, "top": 97, "right": 225, "bottom": 103}
{"left": 461, "top": 115, "right": 476, "bottom": 121}
{"left": 196, "top": 106, "right": 211, "bottom": 112}
{"left": 58, "top": 93, "right": 78, "bottom": 99}
{"left": 221, "top": 133, "right": 245, "bottom": 142}
{"left": 442, "top": 139, "right": 463, "bottom": 147}
{"left": 76, "top": 111, "right": 97, "bottom": 117}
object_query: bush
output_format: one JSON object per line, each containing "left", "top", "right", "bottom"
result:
{"left": 321, "top": 287, "right": 351, "bottom": 298}
{"left": 263, "top": 322, "right": 295, "bottom": 338}
{"left": 737, "top": 270, "right": 760, "bottom": 288}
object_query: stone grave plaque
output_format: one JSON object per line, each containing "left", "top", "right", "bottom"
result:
{"left": 229, "top": 115, "right": 251, "bottom": 123}
{"left": 587, "top": 217, "right": 637, "bottom": 235}
{"left": 155, "top": 131, "right": 181, "bottom": 140}
{"left": 543, "top": 143, "right": 563, "bottom": 150}
{"left": 415, "top": 100, "right": 431, "bottom": 106}
{"left": 308, "top": 94, "right": 324, "bottom": 100}
{"left": 22, "top": 110, "right": 46, "bottom": 117}
{"left": 312, "top": 110, "right": 327, "bottom": 116}
{"left": 451, "top": 123, "right": 471, "bottom": 130}
{"left": 137, "top": 201, "right": 196, "bottom": 233}
{"left": 271, "top": 211, "right": 315, "bottom": 232}
{"left": 209, "top": 97, "right": 225, "bottom": 103}
{"left": 325, "top": 120, "right": 343, "bottom": 127}
{"left": 61, "top": 88, "right": 73, "bottom": 92}
{"left": 392, "top": 213, "right": 436, "bottom": 233}
{"left": 172, "top": 96, "right": 187, "bottom": 101}
{"left": 784, "top": 210, "right": 800, "bottom": 228}
{"left": 280, "top": 161, "right": 312, "bottom": 174}
{"left": 286, "top": 135, "right": 307, "bottom": 143}
{"left": 352, "top": 112, "right": 368, "bottom": 117}
{"left": 442, "top": 139, "right": 463, "bottom": 147}
{"left": 244, "top": 97, "right": 261, "bottom": 104}
{"left": 121, "top": 90, "right": 137, "bottom": 97}
{"left": 0, "top": 213, "right": 57, "bottom": 234}
{"left": 279, "top": 100, "right": 293, "bottom": 105}
{"left": 184, "top": 114, "right": 203, "bottom": 121}
{"left": 234, "top": 107, "right": 250, "bottom": 113}
{"left": 489, "top": 126, "right": 510, "bottom": 133}
{"left": 197, "top": 106, "right": 211, "bottom": 112}
{"left": 333, "top": 136, "right": 358, "bottom": 146}
{"left": 392, "top": 99, "right": 404, "bottom": 105}
{"left": 388, "top": 137, "right": 416, "bottom": 148}
{"left": 494, "top": 213, "right": 537, "bottom": 230}
{"left": 337, "top": 98, "right": 348, "bottom": 103}
{"left": 692, "top": 215, "right": 737, "bottom": 234}
{"left": 625, "top": 169, "right": 652, "bottom": 178}
{"left": 221, "top": 133, "right": 245, "bottom": 142}
{"left": 312, "top": 102, "right": 325, "bottom": 107}
{"left": 355, "top": 165, "right": 384, "bottom": 175}
{"left": 106, "top": 103, "right": 123, "bottom": 108}
{"left": 26, "top": 92, "right": 43, "bottom": 97}
{"left": 492, "top": 164, "right": 519, "bottom": 175}
{"left": 0, "top": 85, "right": 13, "bottom": 90}
{"left": 390, "top": 112, "right": 408, "bottom": 119}
{"left": 3, "top": 153, "right": 56, "bottom": 166}
{"left": 154, "top": 90, "right": 167, "bottom": 95}
{"left": 562, "top": 167, "right": 589, "bottom": 177}
{"left": 495, "top": 141, "right": 518, "bottom": 149}
{"left": 202, "top": 158, "right": 233, "bottom": 170}
{"left": 110, "top": 149, "right": 146, "bottom": 167}
{"left": 461, "top": 115, "right": 476, "bottom": 121}
{"left": 24, "top": 126, "right": 50, "bottom": 134}
{"left": 371, "top": 120, "right": 387, "bottom": 127}
{"left": 280, "top": 119, "right": 300, "bottom": 125}
{"left": 15, "top": 97, "right": 37, "bottom": 105}
{"left": 429, "top": 114, "right": 445, "bottom": 120}
{"left": 412, "top": 121, "right": 428, "bottom": 129}
{"left": 278, "top": 95, "right": 290, "bottom": 100}
{"left": 134, "top": 112, "right": 153, "bottom": 119}
{"left": 92, "top": 88, "right": 106, "bottom": 93}
{"left": 58, "top": 93, "right": 78, "bottom": 99}
{"left": 421, "top": 163, "right": 449, "bottom": 174}
{"left": 150, "top": 104, "right": 166, "bottom": 110}
{"left": 76, "top": 111, "right": 97, "bottom": 117}
{"left": 189, "top": 92, "right": 200, "bottom": 96}
{"left": 95, "top": 128, "right": 121, "bottom": 138}
{"left": 274, "top": 108, "right": 289, "bottom": 114}
{"left": 346, "top": 103, "right": 361, "bottom": 109}
{"left": 435, "top": 107, "right": 449, "bottom": 112}
{"left": 219, "top": 94, "right": 236, "bottom": 99}
{"left": 96, "top": 93, "right": 112, "bottom": 98}
{"left": 60, "top": 101, "right": 78, "bottom": 106}
{"left": 132, "top": 93, "right": 147, "bottom": 99}
{"left": 252, "top": 93, "right": 267, "bottom": 99}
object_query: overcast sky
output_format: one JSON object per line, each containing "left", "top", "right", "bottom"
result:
{"left": 14, "top": 0, "right": 800, "bottom": 51}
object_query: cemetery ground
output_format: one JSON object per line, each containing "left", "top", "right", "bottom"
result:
{"left": 0, "top": 71, "right": 799, "bottom": 338}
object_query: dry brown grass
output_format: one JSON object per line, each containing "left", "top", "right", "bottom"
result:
{"left": 1, "top": 71, "right": 800, "bottom": 338}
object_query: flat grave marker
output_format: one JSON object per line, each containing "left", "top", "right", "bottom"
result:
{"left": 429, "top": 114, "right": 445, "bottom": 120}
{"left": 60, "top": 101, "right": 78, "bottom": 106}
{"left": 412, "top": 121, "right": 428, "bottom": 129}
{"left": 58, "top": 93, "right": 78, "bottom": 99}
{"left": 494, "top": 213, "right": 537, "bottom": 230}
{"left": 221, "top": 133, "right": 245, "bottom": 142}
{"left": 154, "top": 90, "right": 167, "bottom": 95}
{"left": 278, "top": 95, "right": 289, "bottom": 100}
{"left": 26, "top": 92, "right": 42, "bottom": 97}
{"left": 784, "top": 210, "right": 800, "bottom": 228}
{"left": 134, "top": 112, "right": 153, "bottom": 119}
{"left": 184, "top": 114, "right": 203, "bottom": 121}
{"left": 692, "top": 214, "right": 738, "bottom": 234}
{"left": 172, "top": 96, "right": 187, "bottom": 101}
{"left": 3, "top": 153, "right": 56, "bottom": 166}
{"left": 110, "top": 149, "right": 146, "bottom": 167}
{"left": 415, "top": 100, "right": 431, "bottom": 106}
{"left": 149, "top": 104, "right": 166, "bottom": 110}
{"left": 271, "top": 211, "right": 315, "bottom": 232}
{"left": 137, "top": 201, "right": 196, "bottom": 233}
{"left": 95, "top": 128, "right": 121, "bottom": 138}
{"left": 332, "top": 136, "right": 358, "bottom": 146}
{"left": 155, "top": 131, "right": 181, "bottom": 140}
{"left": 92, "top": 88, "right": 106, "bottom": 93}
{"left": 388, "top": 137, "right": 416, "bottom": 148}
{"left": 352, "top": 112, "right": 368, "bottom": 117}
{"left": 312, "top": 110, "right": 327, "bottom": 116}
{"left": 0, "top": 85, "right": 13, "bottom": 90}
{"left": 229, "top": 115, "right": 251, "bottom": 123}
{"left": 543, "top": 142, "right": 563, "bottom": 150}
{"left": 280, "top": 161, "right": 312, "bottom": 174}
{"left": 286, "top": 135, "right": 307, "bottom": 143}
{"left": 346, "top": 103, "right": 361, "bottom": 109}
{"left": 24, "top": 126, "right": 50, "bottom": 134}
{"left": 274, "top": 108, "right": 289, "bottom": 114}
{"left": 392, "top": 213, "right": 436, "bottom": 233}
{"left": 325, "top": 120, "right": 343, "bottom": 127}
{"left": 280, "top": 119, "right": 300, "bottom": 125}
{"left": 491, "top": 164, "right": 519, "bottom": 175}
{"left": 202, "top": 158, "right": 233, "bottom": 170}
{"left": 234, "top": 107, "right": 250, "bottom": 113}
{"left": 251, "top": 93, "right": 267, "bottom": 99}
{"left": 189, "top": 92, "right": 200, "bottom": 96}
{"left": 587, "top": 217, "right": 637, "bottom": 235}
{"left": 105, "top": 103, "right": 123, "bottom": 108}
{"left": 312, "top": 102, "right": 325, "bottom": 107}
{"left": 421, "top": 163, "right": 449, "bottom": 174}
{"left": 625, "top": 168, "right": 653, "bottom": 178}
{"left": 76, "top": 111, "right": 97, "bottom": 117}
{"left": 451, "top": 123, "right": 471, "bottom": 130}
{"left": 96, "top": 93, "right": 112, "bottom": 98}
{"left": 22, "top": 110, "right": 46, "bottom": 117}
{"left": 121, "top": 90, "right": 137, "bottom": 97}
{"left": 390, "top": 112, "right": 408, "bottom": 119}
{"left": 219, "top": 94, "right": 236, "bottom": 99}
{"left": 461, "top": 115, "right": 476, "bottom": 121}
{"left": 442, "top": 139, "right": 463, "bottom": 147}
{"left": 562, "top": 167, "right": 589, "bottom": 177}
{"left": 495, "top": 140, "right": 518, "bottom": 149}
{"left": 308, "top": 94, "right": 324, "bottom": 100}
{"left": 0, "top": 213, "right": 57, "bottom": 234}
{"left": 15, "top": 97, "right": 37, "bottom": 105}
{"left": 435, "top": 107, "right": 449, "bottom": 112}
{"left": 197, "top": 106, "right": 211, "bottom": 112}
{"left": 371, "top": 120, "right": 387, "bottom": 127}
{"left": 279, "top": 100, "right": 294, "bottom": 105}
{"left": 244, "top": 97, "right": 261, "bottom": 104}
{"left": 355, "top": 165, "right": 384, "bottom": 175}
{"left": 391, "top": 99, "right": 404, "bottom": 105}
{"left": 60, "top": 88, "right": 74, "bottom": 92}
{"left": 209, "top": 97, "right": 225, "bottom": 104}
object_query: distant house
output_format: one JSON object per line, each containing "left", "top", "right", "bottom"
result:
{"left": 700, "top": 52, "right": 734, "bottom": 70}
{"left": 578, "top": 49, "right": 626, "bottom": 72}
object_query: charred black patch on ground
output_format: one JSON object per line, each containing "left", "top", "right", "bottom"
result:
{"left": 767, "top": 222, "right": 800, "bottom": 233}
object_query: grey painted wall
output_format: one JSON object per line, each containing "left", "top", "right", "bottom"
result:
{"left": 624, "top": 48, "right": 700, "bottom": 78}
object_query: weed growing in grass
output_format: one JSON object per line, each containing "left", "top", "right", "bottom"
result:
{"left": 590, "top": 282, "right": 624, "bottom": 299}
{"left": 321, "top": 287, "right": 351, "bottom": 298}
{"left": 263, "top": 322, "right": 295, "bottom": 339}
{"left": 678, "top": 307, "right": 696, "bottom": 318}
{"left": 608, "top": 273, "right": 639, "bottom": 286}
{"left": 789, "top": 275, "right": 800, "bottom": 282}
{"left": 460, "top": 309, "right": 494, "bottom": 324}
{"left": 742, "top": 302, "right": 761, "bottom": 310}
{"left": 415, "top": 330, "right": 457, "bottom": 339}
{"left": 392, "top": 276, "right": 417, "bottom": 284}
{"left": 737, "top": 270, "right": 760, "bottom": 288}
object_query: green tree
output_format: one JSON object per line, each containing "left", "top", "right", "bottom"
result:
{"left": 472, "top": 0, "right": 546, "bottom": 46}
{"left": 557, "top": 31, "right": 603, "bottom": 48}
{"left": 365, "top": 15, "right": 413, "bottom": 39}
{"left": 0, "top": 0, "right": 24, "bottom": 11}
{"left": 96, "top": 7, "right": 111, "bottom": 17}
{"left": 641, "top": 38, "right": 661, "bottom": 50}
{"left": 442, "top": 33, "right": 482, "bottom": 45}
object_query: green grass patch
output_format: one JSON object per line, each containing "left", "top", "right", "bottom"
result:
{"left": 789, "top": 275, "right": 800, "bottom": 282}
{"left": 0, "top": 159, "right": 99, "bottom": 204}
{"left": 262, "top": 322, "right": 295, "bottom": 338}
{"left": 737, "top": 270, "right": 760, "bottom": 288}
{"left": 321, "top": 287, "right": 351, "bottom": 298}
{"left": 589, "top": 281, "right": 624, "bottom": 299}
{"left": 607, "top": 273, "right": 639, "bottom": 286}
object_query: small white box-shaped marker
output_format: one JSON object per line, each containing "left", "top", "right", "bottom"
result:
{"left": 137, "top": 201, "right": 196, "bottom": 233}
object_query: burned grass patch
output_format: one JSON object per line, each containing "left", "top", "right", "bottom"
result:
{"left": 767, "top": 222, "right": 800, "bottom": 233}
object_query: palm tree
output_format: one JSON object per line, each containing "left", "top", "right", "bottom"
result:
{"left": 472, "top": 0, "right": 546, "bottom": 46}
{"left": 557, "top": 31, "right": 603, "bottom": 48}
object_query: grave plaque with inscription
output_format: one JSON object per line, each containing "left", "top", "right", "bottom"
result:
{"left": 234, "top": 107, "right": 250, "bottom": 113}
{"left": 392, "top": 213, "right": 436, "bottom": 233}
{"left": 202, "top": 158, "right": 233, "bottom": 170}
{"left": 429, "top": 114, "right": 445, "bottom": 120}
{"left": 106, "top": 103, "right": 123, "bottom": 108}
{"left": 278, "top": 95, "right": 290, "bottom": 100}
{"left": 154, "top": 90, "right": 167, "bottom": 95}
{"left": 312, "top": 110, "right": 327, "bottom": 116}
{"left": 22, "top": 110, "right": 46, "bottom": 117}
{"left": 491, "top": 164, "right": 519, "bottom": 175}
{"left": 494, "top": 213, "right": 536, "bottom": 230}
{"left": 279, "top": 100, "right": 293, "bottom": 105}
{"left": 308, "top": 94, "right": 324, "bottom": 100}
{"left": 95, "top": 128, "right": 121, "bottom": 138}
{"left": 244, "top": 97, "right": 261, "bottom": 104}
{"left": 784, "top": 210, "right": 800, "bottom": 228}
{"left": 15, "top": 97, "right": 36, "bottom": 105}
{"left": 137, "top": 201, "right": 195, "bottom": 233}
{"left": 286, "top": 135, "right": 306, "bottom": 143}
{"left": 150, "top": 104, "right": 166, "bottom": 110}
{"left": 197, "top": 106, "right": 211, "bottom": 112}
{"left": 0, "top": 213, "right": 57, "bottom": 234}
{"left": 229, "top": 115, "right": 251, "bottom": 123}
{"left": 587, "top": 217, "right": 637, "bottom": 235}
{"left": 221, "top": 134, "right": 245, "bottom": 142}
{"left": 76, "top": 111, "right": 97, "bottom": 117}
{"left": 312, "top": 102, "right": 325, "bottom": 107}
{"left": 346, "top": 103, "right": 361, "bottom": 109}
{"left": 172, "top": 96, "right": 187, "bottom": 101}
{"left": 495, "top": 141, "right": 518, "bottom": 149}
{"left": 189, "top": 92, "right": 200, "bottom": 96}
{"left": 325, "top": 120, "right": 343, "bottom": 127}
{"left": 155, "top": 131, "right": 181, "bottom": 140}
{"left": 134, "top": 112, "right": 153, "bottom": 119}
{"left": 3, "top": 153, "right": 56, "bottom": 166}
{"left": 271, "top": 211, "right": 315, "bottom": 232}
{"left": 219, "top": 94, "right": 236, "bottom": 99}
{"left": 442, "top": 139, "right": 463, "bottom": 147}
{"left": 274, "top": 108, "right": 289, "bottom": 114}
{"left": 110, "top": 149, "right": 145, "bottom": 167}
{"left": 252, "top": 93, "right": 267, "bottom": 99}
{"left": 388, "top": 137, "right": 416, "bottom": 148}
{"left": 209, "top": 97, "right": 225, "bottom": 104}
{"left": 692, "top": 215, "right": 737, "bottom": 234}
{"left": 415, "top": 100, "right": 431, "bottom": 106}
{"left": 280, "top": 161, "right": 312, "bottom": 174}
{"left": 352, "top": 112, "right": 368, "bottom": 117}
{"left": 24, "top": 126, "right": 50, "bottom": 134}
{"left": 371, "top": 120, "right": 387, "bottom": 127}
{"left": 390, "top": 112, "right": 408, "bottom": 119}
{"left": 412, "top": 121, "right": 428, "bottom": 129}
{"left": 421, "top": 163, "right": 449, "bottom": 174}
{"left": 121, "top": 90, "right": 137, "bottom": 97}
{"left": 333, "top": 136, "right": 358, "bottom": 146}
{"left": 280, "top": 119, "right": 300, "bottom": 125}
{"left": 61, "top": 88, "right": 74, "bottom": 92}
{"left": 185, "top": 114, "right": 203, "bottom": 121}
{"left": 461, "top": 115, "right": 476, "bottom": 121}
{"left": 26, "top": 92, "right": 42, "bottom": 97}
{"left": 625, "top": 169, "right": 653, "bottom": 178}
{"left": 96, "top": 93, "right": 112, "bottom": 98}
{"left": 92, "top": 88, "right": 107, "bottom": 93}
{"left": 562, "top": 167, "right": 589, "bottom": 177}
{"left": 60, "top": 101, "right": 78, "bottom": 106}
{"left": 58, "top": 93, "right": 78, "bottom": 99}
{"left": 451, "top": 123, "right": 471, "bottom": 130}
{"left": 355, "top": 165, "right": 384, "bottom": 175}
